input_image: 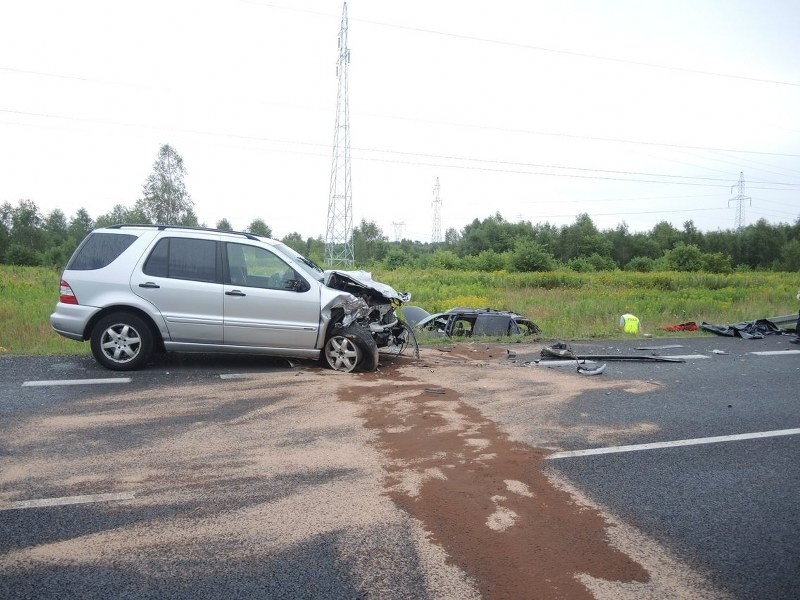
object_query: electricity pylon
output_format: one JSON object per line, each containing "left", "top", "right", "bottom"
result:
{"left": 728, "top": 171, "right": 751, "bottom": 232}
{"left": 325, "top": 2, "right": 354, "bottom": 267}
{"left": 392, "top": 221, "right": 405, "bottom": 242}
{"left": 431, "top": 177, "right": 442, "bottom": 243}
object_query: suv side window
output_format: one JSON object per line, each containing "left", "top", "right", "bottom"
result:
{"left": 66, "top": 233, "right": 137, "bottom": 270}
{"left": 143, "top": 237, "right": 219, "bottom": 283}
{"left": 226, "top": 243, "right": 299, "bottom": 291}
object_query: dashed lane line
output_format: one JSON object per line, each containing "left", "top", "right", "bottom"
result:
{"left": 0, "top": 492, "right": 136, "bottom": 511}
{"left": 21, "top": 378, "right": 132, "bottom": 387}
{"left": 546, "top": 428, "right": 800, "bottom": 460}
{"left": 749, "top": 350, "right": 800, "bottom": 356}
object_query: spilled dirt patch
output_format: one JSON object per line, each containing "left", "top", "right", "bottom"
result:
{"left": 1, "top": 344, "right": 726, "bottom": 598}
{"left": 340, "top": 380, "right": 649, "bottom": 599}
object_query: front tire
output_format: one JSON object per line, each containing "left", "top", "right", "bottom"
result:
{"left": 90, "top": 313, "right": 154, "bottom": 371}
{"left": 323, "top": 324, "right": 378, "bottom": 373}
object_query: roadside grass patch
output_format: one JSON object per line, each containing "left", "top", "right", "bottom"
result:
{"left": 2, "top": 265, "right": 796, "bottom": 354}
{"left": 0, "top": 265, "right": 90, "bottom": 355}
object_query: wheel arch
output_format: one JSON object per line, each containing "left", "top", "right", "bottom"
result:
{"left": 84, "top": 306, "right": 165, "bottom": 352}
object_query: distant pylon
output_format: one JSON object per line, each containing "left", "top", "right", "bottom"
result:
{"left": 431, "top": 177, "right": 442, "bottom": 243}
{"left": 728, "top": 171, "right": 751, "bottom": 232}
{"left": 325, "top": 2, "right": 354, "bottom": 268}
{"left": 392, "top": 221, "right": 405, "bottom": 242}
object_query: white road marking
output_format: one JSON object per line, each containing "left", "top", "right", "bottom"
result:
{"left": 660, "top": 354, "right": 709, "bottom": 360}
{"left": 546, "top": 428, "right": 800, "bottom": 460}
{"left": 749, "top": 350, "right": 800, "bottom": 356}
{"left": 22, "top": 378, "right": 131, "bottom": 387}
{"left": 0, "top": 492, "right": 136, "bottom": 511}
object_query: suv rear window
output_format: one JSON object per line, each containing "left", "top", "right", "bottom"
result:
{"left": 66, "top": 233, "right": 138, "bottom": 270}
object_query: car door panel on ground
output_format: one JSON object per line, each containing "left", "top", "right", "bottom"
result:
{"left": 223, "top": 243, "right": 321, "bottom": 349}
{"left": 132, "top": 236, "right": 224, "bottom": 343}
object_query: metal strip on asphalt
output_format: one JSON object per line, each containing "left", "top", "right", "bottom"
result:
{"left": 546, "top": 428, "right": 800, "bottom": 460}
{"left": 0, "top": 492, "right": 136, "bottom": 511}
{"left": 22, "top": 378, "right": 132, "bottom": 387}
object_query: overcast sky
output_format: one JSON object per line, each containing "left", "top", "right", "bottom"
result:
{"left": 1, "top": 0, "right": 799, "bottom": 242}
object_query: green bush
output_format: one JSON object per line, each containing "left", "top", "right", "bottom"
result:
{"left": 625, "top": 256, "right": 656, "bottom": 272}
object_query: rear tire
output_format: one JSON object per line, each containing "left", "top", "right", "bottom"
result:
{"left": 90, "top": 313, "right": 154, "bottom": 371}
{"left": 323, "top": 324, "right": 378, "bottom": 372}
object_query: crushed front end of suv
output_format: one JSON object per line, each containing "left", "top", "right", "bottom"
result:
{"left": 50, "top": 225, "right": 412, "bottom": 372}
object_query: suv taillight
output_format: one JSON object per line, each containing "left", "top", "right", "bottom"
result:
{"left": 60, "top": 280, "right": 78, "bottom": 304}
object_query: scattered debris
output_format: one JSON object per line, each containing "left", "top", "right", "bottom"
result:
{"left": 540, "top": 342, "right": 686, "bottom": 363}
{"left": 662, "top": 322, "right": 699, "bottom": 332}
{"left": 700, "top": 318, "right": 785, "bottom": 339}
{"left": 577, "top": 363, "right": 607, "bottom": 376}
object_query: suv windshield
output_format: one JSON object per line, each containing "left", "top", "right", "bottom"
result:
{"left": 271, "top": 242, "right": 324, "bottom": 282}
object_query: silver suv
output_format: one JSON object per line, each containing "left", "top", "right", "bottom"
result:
{"left": 51, "top": 225, "right": 412, "bottom": 372}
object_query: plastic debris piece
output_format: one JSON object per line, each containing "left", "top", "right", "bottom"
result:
{"left": 577, "top": 363, "right": 606, "bottom": 376}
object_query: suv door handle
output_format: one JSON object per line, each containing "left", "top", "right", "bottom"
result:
{"left": 139, "top": 282, "right": 160, "bottom": 289}
{"left": 225, "top": 290, "right": 246, "bottom": 297}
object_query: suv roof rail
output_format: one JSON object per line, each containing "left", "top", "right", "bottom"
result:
{"left": 106, "top": 223, "right": 262, "bottom": 241}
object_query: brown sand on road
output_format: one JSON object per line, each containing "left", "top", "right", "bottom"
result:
{"left": 0, "top": 343, "right": 728, "bottom": 599}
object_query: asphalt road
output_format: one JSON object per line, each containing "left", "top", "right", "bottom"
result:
{"left": 1, "top": 335, "right": 799, "bottom": 599}
{"left": 515, "top": 335, "right": 800, "bottom": 600}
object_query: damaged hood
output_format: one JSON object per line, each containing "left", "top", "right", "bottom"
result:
{"left": 323, "top": 270, "right": 411, "bottom": 303}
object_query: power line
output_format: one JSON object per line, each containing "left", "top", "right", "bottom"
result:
{"left": 358, "top": 111, "right": 800, "bottom": 159}
{"left": 351, "top": 152, "right": 798, "bottom": 191}
{"left": 351, "top": 144, "right": 798, "bottom": 187}
{"left": 2, "top": 107, "right": 798, "bottom": 192}
{"left": 2, "top": 69, "right": 798, "bottom": 159}
{"left": 528, "top": 206, "right": 732, "bottom": 220}
{"left": 233, "top": 1, "right": 800, "bottom": 88}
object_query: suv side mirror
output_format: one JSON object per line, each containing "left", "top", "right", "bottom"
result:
{"left": 286, "top": 278, "right": 310, "bottom": 293}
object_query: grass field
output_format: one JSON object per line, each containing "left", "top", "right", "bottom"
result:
{"left": 1, "top": 265, "right": 797, "bottom": 356}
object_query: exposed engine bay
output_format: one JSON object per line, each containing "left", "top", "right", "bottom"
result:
{"left": 324, "top": 270, "right": 414, "bottom": 352}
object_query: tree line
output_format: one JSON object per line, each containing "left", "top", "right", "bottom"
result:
{"left": 2, "top": 144, "right": 799, "bottom": 273}
{"left": 371, "top": 212, "right": 800, "bottom": 273}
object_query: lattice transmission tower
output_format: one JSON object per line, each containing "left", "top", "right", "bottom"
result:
{"left": 392, "top": 221, "right": 405, "bottom": 242}
{"left": 431, "top": 176, "right": 442, "bottom": 243}
{"left": 728, "top": 171, "right": 751, "bottom": 232}
{"left": 325, "top": 2, "right": 354, "bottom": 268}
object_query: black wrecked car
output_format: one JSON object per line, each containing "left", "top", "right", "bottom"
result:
{"left": 407, "top": 306, "right": 541, "bottom": 338}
